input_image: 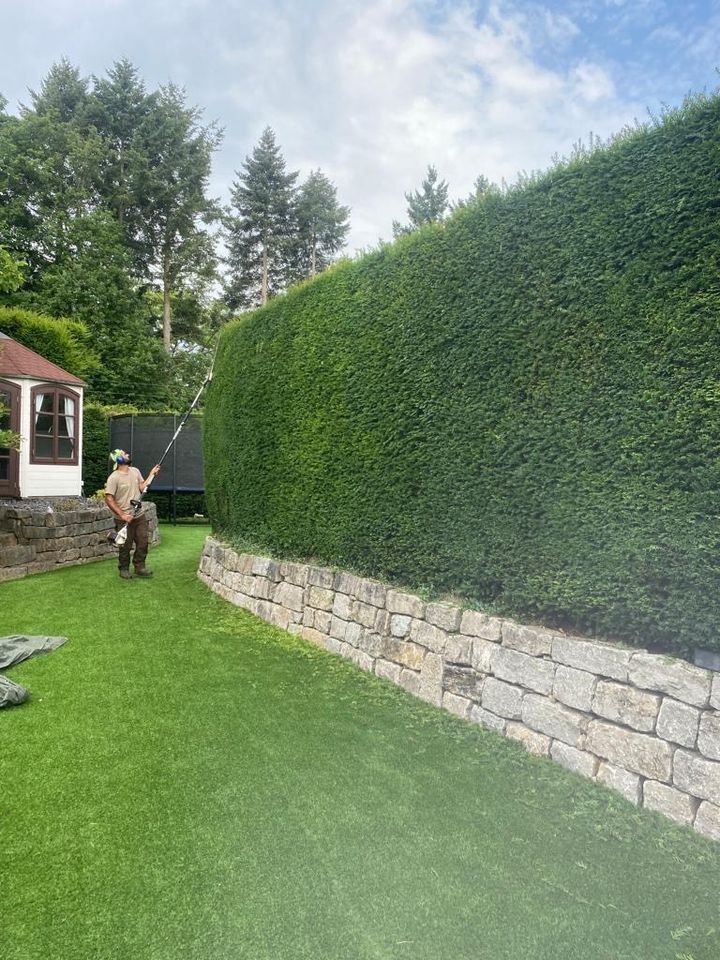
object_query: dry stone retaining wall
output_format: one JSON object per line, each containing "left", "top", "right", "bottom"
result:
{"left": 0, "top": 502, "right": 159, "bottom": 581}
{"left": 198, "top": 536, "right": 720, "bottom": 843}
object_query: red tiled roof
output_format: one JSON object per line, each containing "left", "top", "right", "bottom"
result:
{"left": 0, "top": 333, "right": 86, "bottom": 386}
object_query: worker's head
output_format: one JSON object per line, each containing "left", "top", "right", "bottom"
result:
{"left": 110, "top": 449, "right": 131, "bottom": 470}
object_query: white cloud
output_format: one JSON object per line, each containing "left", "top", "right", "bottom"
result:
{"left": 1, "top": 0, "right": 712, "bottom": 256}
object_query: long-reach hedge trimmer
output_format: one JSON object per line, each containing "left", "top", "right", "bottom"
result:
{"left": 109, "top": 351, "right": 217, "bottom": 547}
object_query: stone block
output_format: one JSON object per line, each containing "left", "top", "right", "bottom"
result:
{"left": 502, "top": 621, "right": 554, "bottom": 657}
{"left": 288, "top": 623, "right": 303, "bottom": 636}
{"left": 254, "top": 578, "right": 274, "bottom": 601}
{"left": 314, "top": 610, "right": 332, "bottom": 634}
{"left": 386, "top": 590, "right": 425, "bottom": 619}
{"left": 344, "top": 622, "right": 364, "bottom": 647}
{"left": 553, "top": 665, "right": 597, "bottom": 713}
{"left": 375, "top": 659, "right": 402, "bottom": 684}
{"left": 472, "top": 638, "right": 498, "bottom": 675}
{"left": 459, "top": 609, "right": 502, "bottom": 642}
{"left": 390, "top": 614, "right": 412, "bottom": 638}
{"left": 443, "top": 692, "right": 472, "bottom": 718}
{"left": 656, "top": 699, "right": 700, "bottom": 748}
{"left": 425, "top": 602, "right": 462, "bottom": 632}
{"left": 506, "top": 722, "right": 551, "bottom": 756}
{"left": 356, "top": 578, "right": 387, "bottom": 607}
{"left": 628, "top": 652, "right": 711, "bottom": 708}
{"left": 380, "top": 636, "right": 426, "bottom": 671}
{"left": 58, "top": 549, "right": 80, "bottom": 563}
{"left": 0, "top": 565, "right": 26, "bottom": 583}
{"left": 251, "top": 556, "right": 280, "bottom": 580}
{"left": 552, "top": 635, "right": 632, "bottom": 682}
{"left": 711, "top": 676, "right": 720, "bottom": 711}
{"left": 357, "top": 630, "right": 384, "bottom": 658}
{"left": 274, "top": 581, "right": 304, "bottom": 612}
{"left": 522, "top": 694, "right": 588, "bottom": 747}
{"left": 334, "top": 571, "right": 362, "bottom": 596}
{"left": 694, "top": 801, "right": 720, "bottom": 842}
{"left": 374, "top": 609, "right": 391, "bottom": 635}
{"left": 643, "top": 781, "right": 699, "bottom": 826}
{"left": 442, "top": 664, "right": 480, "bottom": 700}
{"left": 592, "top": 681, "right": 661, "bottom": 733}
{"left": 329, "top": 616, "right": 348, "bottom": 641}
{"left": 468, "top": 704, "right": 506, "bottom": 733}
{"left": 0, "top": 544, "right": 34, "bottom": 566}
{"left": 469, "top": 704, "right": 506, "bottom": 733}
{"left": 399, "top": 669, "right": 421, "bottom": 696}
{"left": 269, "top": 604, "right": 294, "bottom": 630}
{"left": 307, "top": 586, "right": 335, "bottom": 611}
{"left": 332, "top": 593, "right": 354, "bottom": 620}
{"left": 698, "top": 712, "right": 720, "bottom": 761}
{"left": 595, "top": 762, "right": 642, "bottom": 805}
{"left": 419, "top": 652, "right": 443, "bottom": 706}
{"left": 409, "top": 619, "right": 447, "bottom": 654}
{"left": 348, "top": 647, "right": 374, "bottom": 672}
{"left": 302, "top": 608, "right": 315, "bottom": 628}
{"left": 482, "top": 678, "right": 524, "bottom": 720}
{"left": 354, "top": 601, "right": 379, "bottom": 629}
{"left": 279, "top": 560, "right": 308, "bottom": 586}
{"left": 550, "top": 742, "right": 599, "bottom": 779}
{"left": 493, "top": 647, "right": 555, "bottom": 695}
{"left": 300, "top": 627, "right": 326, "bottom": 648}
{"left": 307, "top": 565, "right": 335, "bottom": 588}
{"left": 586, "top": 720, "right": 673, "bottom": 782}
{"left": 444, "top": 635, "right": 473, "bottom": 666}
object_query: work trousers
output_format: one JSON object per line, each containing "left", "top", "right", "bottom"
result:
{"left": 115, "top": 514, "right": 149, "bottom": 570}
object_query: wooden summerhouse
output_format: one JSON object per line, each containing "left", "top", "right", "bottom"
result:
{"left": 0, "top": 333, "right": 85, "bottom": 499}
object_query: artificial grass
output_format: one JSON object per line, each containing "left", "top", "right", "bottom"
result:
{"left": 1, "top": 525, "right": 718, "bottom": 960}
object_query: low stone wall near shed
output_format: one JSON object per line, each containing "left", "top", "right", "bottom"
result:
{"left": 198, "top": 536, "right": 720, "bottom": 843}
{"left": 0, "top": 502, "right": 159, "bottom": 581}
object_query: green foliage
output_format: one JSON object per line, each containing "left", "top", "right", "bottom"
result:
{"left": 393, "top": 164, "right": 449, "bottom": 237}
{"left": 0, "top": 246, "right": 24, "bottom": 293}
{"left": 0, "top": 305, "right": 98, "bottom": 380}
{"left": 294, "top": 169, "right": 351, "bottom": 278}
{"left": 206, "top": 93, "right": 720, "bottom": 656}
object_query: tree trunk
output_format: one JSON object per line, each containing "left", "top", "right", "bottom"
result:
{"left": 310, "top": 238, "right": 316, "bottom": 278}
{"left": 163, "top": 262, "right": 172, "bottom": 353}
{"left": 261, "top": 243, "right": 268, "bottom": 306}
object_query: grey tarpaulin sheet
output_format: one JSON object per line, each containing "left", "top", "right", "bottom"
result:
{"left": 0, "top": 635, "right": 68, "bottom": 708}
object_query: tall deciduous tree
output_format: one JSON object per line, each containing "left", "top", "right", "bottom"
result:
{"left": 392, "top": 164, "right": 449, "bottom": 237}
{"left": 294, "top": 170, "right": 350, "bottom": 278}
{"left": 225, "top": 127, "right": 298, "bottom": 309}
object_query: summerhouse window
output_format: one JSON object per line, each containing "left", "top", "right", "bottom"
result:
{"left": 30, "top": 385, "right": 79, "bottom": 465}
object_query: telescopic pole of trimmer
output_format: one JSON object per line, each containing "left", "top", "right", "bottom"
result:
{"left": 113, "top": 351, "right": 216, "bottom": 546}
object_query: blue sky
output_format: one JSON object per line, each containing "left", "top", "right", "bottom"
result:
{"left": 1, "top": 0, "right": 718, "bottom": 253}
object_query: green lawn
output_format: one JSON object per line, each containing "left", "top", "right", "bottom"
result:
{"left": 1, "top": 525, "right": 719, "bottom": 960}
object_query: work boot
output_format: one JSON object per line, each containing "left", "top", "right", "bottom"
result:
{"left": 134, "top": 564, "right": 153, "bottom": 578}
{"left": 119, "top": 568, "right": 132, "bottom": 580}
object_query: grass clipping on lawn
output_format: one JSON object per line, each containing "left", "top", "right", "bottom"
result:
{"left": 1, "top": 526, "right": 718, "bottom": 960}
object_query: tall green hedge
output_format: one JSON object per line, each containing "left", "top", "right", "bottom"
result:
{"left": 0, "top": 305, "right": 98, "bottom": 381}
{"left": 205, "top": 95, "right": 720, "bottom": 656}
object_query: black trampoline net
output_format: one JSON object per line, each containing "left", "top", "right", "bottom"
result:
{"left": 109, "top": 414, "right": 204, "bottom": 492}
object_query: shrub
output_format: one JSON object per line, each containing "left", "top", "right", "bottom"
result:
{"left": 205, "top": 94, "right": 720, "bottom": 656}
{"left": 0, "top": 305, "right": 98, "bottom": 381}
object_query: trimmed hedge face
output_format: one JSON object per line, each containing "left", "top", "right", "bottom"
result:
{"left": 205, "top": 96, "right": 720, "bottom": 655}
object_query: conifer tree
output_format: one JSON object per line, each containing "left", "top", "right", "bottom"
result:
{"left": 224, "top": 127, "right": 298, "bottom": 309}
{"left": 392, "top": 164, "right": 449, "bottom": 238}
{"left": 294, "top": 170, "right": 350, "bottom": 278}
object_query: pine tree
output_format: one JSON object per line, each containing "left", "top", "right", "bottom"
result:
{"left": 294, "top": 170, "right": 350, "bottom": 278}
{"left": 224, "top": 127, "right": 298, "bottom": 309}
{"left": 392, "top": 165, "right": 449, "bottom": 238}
